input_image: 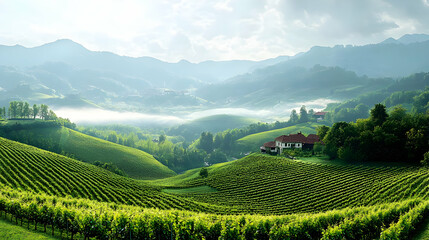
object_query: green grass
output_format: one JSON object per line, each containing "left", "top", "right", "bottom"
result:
{"left": 59, "top": 128, "right": 175, "bottom": 179}
{"left": 0, "top": 121, "right": 175, "bottom": 179}
{"left": 0, "top": 219, "right": 57, "bottom": 240}
{"left": 162, "top": 185, "right": 218, "bottom": 194}
{"left": 236, "top": 122, "right": 322, "bottom": 151}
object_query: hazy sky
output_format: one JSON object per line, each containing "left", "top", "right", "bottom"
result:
{"left": 1, "top": 0, "right": 429, "bottom": 62}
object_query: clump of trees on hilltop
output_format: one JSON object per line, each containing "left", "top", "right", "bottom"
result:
{"left": 320, "top": 104, "right": 429, "bottom": 165}
{"left": 1, "top": 101, "right": 56, "bottom": 120}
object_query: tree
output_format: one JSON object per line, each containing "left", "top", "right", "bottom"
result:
{"left": 16, "top": 101, "right": 23, "bottom": 118}
{"left": 370, "top": 104, "right": 388, "bottom": 126}
{"left": 289, "top": 109, "right": 299, "bottom": 123}
{"left": 158, "top": 134, "right": 166, "bottom": 144}
{"left": 204, "top": 151, "right": 227, "bottom": 165}
{"left": 40, "top": 104, "right": 49, "bottom": 120}
{"left": 9, "top": 101, "right": 18, "bottom": 118}
{"left": 316, "top": 125, "right": 330, "bottom": 140}
{"left": 213, "top": 134, "right": 222, "bottom": 149}
{"left": 199, "top": 167, "right": 208, "bottom": 178}
{"left": 23, "top": 102, "right": 30, "bottom": 118}
{"left": 32, "top": 104, "right": 39, "bottom": 119}
{"left": 107, "top": 133, "right": 118, "bottom": 143}
{"left": 299, "top": 105, "right": 308, "bottom": 123}
{"left": 199, "top": 132, "right": 214, "bottom": 153}
{"left": 412, "top": 90, "right": 429, "bottom": 114}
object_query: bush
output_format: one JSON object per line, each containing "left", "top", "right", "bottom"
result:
{"left": 199, "top": 168, "right": 208, "bottom": 178}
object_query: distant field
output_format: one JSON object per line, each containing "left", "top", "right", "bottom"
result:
{"left": 0, "top": 121, "right": 175, "bottom": 179}
{"left": 236, "top": 122, "right": 322, "bottom": 151}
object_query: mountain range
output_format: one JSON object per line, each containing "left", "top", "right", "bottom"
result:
{"left": 0, "top": 34, "right": 429, "bottom": 113}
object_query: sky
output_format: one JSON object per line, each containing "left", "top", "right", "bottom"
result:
{"left": 1, "top": 0, "right": 429, "bottom": 63}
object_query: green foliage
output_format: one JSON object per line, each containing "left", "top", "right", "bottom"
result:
{"left": 93, "top": 161, "right": 127, "bottom": 177}
{"left": 289, "top": 109, "right": 299, "bottom": 124}
{"left": 199, "top": 168, "right": 208, "bottom": 178}
{"left": 198, "top": 132, "right": 214, "bottom": 154}
{"left": 0, "top": 187, "right": 427, "bottom": 240}
{"left": 299, "top": 105, "right": 309, "bottom": 123}
{"left": 322, "top": 104, "right": 429, "bottom": 164}
{"left": 204, "top": 151, "right": 227, "bottom": 165}
{"left": 412, "top": 88, "right": 429, "bottom": 114}
{"left": 371, "top": 103, "right": 389, "bottom": 126}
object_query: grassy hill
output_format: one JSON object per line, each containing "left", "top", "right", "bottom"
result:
{"left": 0, "top": 136, "right": 217, "bottom": 212}
{"left": 236, "top": 122, "right": 322, "bottom": 152}
{"left": 0, "top": 121, "right": 175, "bottom": 179}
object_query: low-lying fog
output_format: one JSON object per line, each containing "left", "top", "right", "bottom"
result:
{"left": 54, "top": 98, "right": 337, "bottom": 128}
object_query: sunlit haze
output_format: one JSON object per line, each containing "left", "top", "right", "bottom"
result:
{"left": 1, "top": 0, "right": 429, "bottom": 62}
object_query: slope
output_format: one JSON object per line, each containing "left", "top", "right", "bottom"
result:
{"left": 236, "top": 122, "right": 322, "bottom": 152}
{"left": 156, "top": 154, "right": 429, "bottom": 215}
{"left": 0, "top": 137, "right": 217, "bottom": 212}
{"left": 0, "top": 122, "right": 175, "bottom": 179}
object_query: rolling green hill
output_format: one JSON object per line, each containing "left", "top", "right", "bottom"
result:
{"left": 236, "top": 122, "right": 322, "bottom": 152}
{"left": 0, "top": 136, "right": 216, "bottom": 212}
{"left": 0, "top": 122, "right": 175, "bottom": 179}
{"left": 156, "top": 154, "right": 429, "bottom": 215}
{"left": 1, "top": 138, "right": 429, "bottom": 238}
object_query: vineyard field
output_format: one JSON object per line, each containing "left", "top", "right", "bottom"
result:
{"left": 0, "top": 137, "right": 220, "bottom": 213}
{"left": 0, "top": 187, "right": 428, "bottom": 240}
{"left": 0, "top": 124, "right": 175, "bottom": 179}
{"left": 1, "top": 136, "right": 429, "bottom": 238}
{"left": 155, "top": 154, "right": 429, "bottom": 215}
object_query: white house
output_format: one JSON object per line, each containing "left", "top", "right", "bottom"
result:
{"left": 262, "top": 132, "right": 320, "bottom": 154}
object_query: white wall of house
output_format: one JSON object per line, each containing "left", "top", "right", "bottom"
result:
{"left": 276, "top": 141, "right": 302, "bottom": 154}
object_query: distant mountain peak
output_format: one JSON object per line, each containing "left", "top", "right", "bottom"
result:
{"left": 380, "top": 33, "right": 429, "bottom": 45}
{"left": 38, "top": 39, "right": 87, "bottom": 51}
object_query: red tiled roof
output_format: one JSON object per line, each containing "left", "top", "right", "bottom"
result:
{"left": 314, "top": 112, "right": 327, "bottom": 116}
{"left": 263, "top": 141, "right": 276, "bottom": 148}
{"left": 275, "top": 132, "right": 320, "bottom": 144}
{"left": 275, "top": 132, "right": 307, "bottom": 143}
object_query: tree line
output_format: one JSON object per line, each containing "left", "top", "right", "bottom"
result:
{"left": 1, "top": 101, "right": 56, "bottom": 120}
{"left": 319, "top": 104, "right": 429, "bottom": 165}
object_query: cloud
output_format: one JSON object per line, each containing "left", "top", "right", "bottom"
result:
{"left": 0, "top": 0, "right": 428, "bottom": 62}
{"left": 54, "top": 108, "right": 184, "bottom": 125}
